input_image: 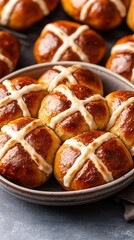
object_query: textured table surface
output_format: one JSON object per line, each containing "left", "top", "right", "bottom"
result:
{"left": 0, "top": 2, "right": 134, "bottom": 240}
{"left": 0, "top": 187, "right": 134, "bottom": 240}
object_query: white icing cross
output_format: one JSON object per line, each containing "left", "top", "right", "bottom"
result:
{"left": 48, "top": 84, "right": 106, "bottom": 129}
{"left": 63, "top": 132, "right": 115, "bottom": 187}
{"left": 0, "top": 53, "right": 13, "bottom": 71}
{"left": 0, "top": 0, "right": 49, "bottom": 25}
{"left": 106, "top": 97, "right": 134, "bottom": 131}
{"left": 1, "top": 119, "right": 52, "bottom": 175}
{"left": 111, "top": 41, "right": 134, "bottom": 82}
{"left": 80, "top": 0, "right": 126, "bottom": 21}
{"left": 1, "top": 79, "right": 44, "bottom": 117}
{"left": 47, "top": 64, "right": 81, "bottom": 92}
{"left": 43, "top": 23, "right": 89, "bottom": 62}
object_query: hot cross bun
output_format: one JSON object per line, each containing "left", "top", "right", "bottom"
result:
{"left": 0, "top": 0, "right": 59, "bottom": 30}
{"left": 38, "top": 64, "right": 103, "bottom": 95}
{"left": 106, "top": 90, "right": 134, "bottom": 156}
{"left": 34, "top": 20, "right": 107, "bottom": 64}
{"left": 0, "top": 31, "right": 20, "bottom": 79}
{"left": 61, "top": 0, "right": 130, "bottom": 31}
{"left": 38, "top": 84, "right": 110, "bottom": 141}
{"left": 106, "top": 35, "right": 134, "bottom": 83}
{"left": 0, "top": 117, "right": 61, "bottom": 188}
{"left": 0, "top": 76, "right": 46, "bottom": 128}
{"left": 54, "top": 130, "right": 133, "bottom": 191}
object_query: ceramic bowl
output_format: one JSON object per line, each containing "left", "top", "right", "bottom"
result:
{"left": 0, "top": 62, "right": 134, "bottom": 206}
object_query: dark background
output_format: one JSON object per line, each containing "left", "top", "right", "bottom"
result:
{"left": 12, "top": 1, "right": 133, "bottom": 70}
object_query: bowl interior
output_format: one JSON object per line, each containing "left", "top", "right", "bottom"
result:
{"left": 0, "top": 62, "right": 134, "bottom": 205}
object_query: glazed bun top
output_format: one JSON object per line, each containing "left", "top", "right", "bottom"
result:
{"left": 34, "top": 20, "right": 107, "bottom": 64}
{"left": 0, "top": 76, "right": 46, "bottom": 128}
{"left": 0, "top": 0, "right": 59, "bottom": 30}
{"left": 0, "top": 31, "right": 20, "bottom": 78}
{"left": 38, "top": 64, "right": 103, "bottom": 95}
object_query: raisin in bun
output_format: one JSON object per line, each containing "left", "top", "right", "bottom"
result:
{"left": 0, "top": 76, "right": 46, "bottom": 129}
{"left": 38, "top": 84, "right": 110, "bottom": 141}
{"left": 34, "top": 20, "right": 107, "bottom": 64}
{"left": 38, "top": 64, "right": 103, "bottom": 95}
{"left": 0, "top": 31, "right": 20, "bottom": 78}
{"left": 106, "top": 90, "right": 134, "bottom": 156}
{"left": 54, "top": 130, "right": 133, "bottom": 191}
{"left": 127, "top": 0, "right": 134, "bottom": 31}
{"left": 0, "top": 117, "right": 61, "bottom": 188}
{"left": 61, "top": 0, "right": 130, "bottom": 31}
{"left": 0, "top": 0, "right": 59, "bottom": 30}
{"left": 106, "top": 35, "right": 134, "bottom": 83}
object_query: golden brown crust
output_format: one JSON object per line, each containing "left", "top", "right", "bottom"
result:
{"left": 61, "top": 0, "right": 130, "bottom": 31}
{"left": 34, "top": 20, "right": 107, "bottom": 64}
{"left": 38, "top": 64, "right": 104, "bottom": 95}
{"left": 106, "top": 35, "right": 134, "bottom": 82}
{"left": 0, "top": 0, "right": 59, "bottom": 30}
{"left": 54, "top": 130, "right": 133, "bottom": 191}
{"left": 38, "top": 84, "right": 110, "bottom": 141}
{"left": 0, "top": 76, "right": 47, "bottom": 129}
{"left": 0, "top": 31, "right": 20, "bottom": 78}
{"left": 127, "top": 0, "right": 134, "bottom": 31}
{"left": 0, "top": 117, "right": 61, "bottom": 188}
{"left": 106, "top": 90, "right": 134, "bottom": 155}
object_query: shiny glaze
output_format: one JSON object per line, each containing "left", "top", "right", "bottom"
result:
{"left": 0, "top": 117, "right": 61, "bottom": 188}
{"left": 54, "top": 130, "right": 133, "bottom": 190}
{"left": 38, "top": 84, "right": 110, "bottom": 141}
{"left": 106, "top": 35, "right": 134, "bottom": 82}
{"left": 61, "top": 0, "right": 130, "bottom": 31}
{"left": 106, "top": 90, "right": 134, "bottom": 156}
{"left": 0, "top": 76, "right": 46, "bottom": 128}
{"left": 0, "top": 31, "right": 20, "bottom": 78}
{"left": 38, "top": 64, "right": 103, "bottom": 94}
{"left": 0, "top": 0, "right": 58, "bottom": 30}
{"left": 34, "top": 20, "right": 107, "bottom": 64}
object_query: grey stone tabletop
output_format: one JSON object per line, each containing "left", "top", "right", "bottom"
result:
{"left": 0, "top": 187, "right": 134, "bottom": 240}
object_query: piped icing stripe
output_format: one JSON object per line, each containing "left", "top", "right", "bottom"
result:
{"left": 0, "top": 0, "right": 49, "bottom": 25}
{"left": 63, "top": 132, "right": 115, "bottom": 187}
{"left": 43, "top": 23, "right": 89, "bottom": 62}
{"left": 48, "top": 84, "right": 105, "bottom": 129}
{"left": 111, "top": 41, "right": 134, "bottom": 83}
{"left": 106, "top": 97, "right": 134, "bottom": 131}
{"left": 111, "top": 42, "right": 134, "bottom": 54}
{"left": 33, "top": 0, "right": 49, "bottom": 15}
{"left": 131, "top": 68, "right": 134, "bottom": 83}
{"left": 1, "top": 80, "right": 43, "bottom": 117}
{"left": 48, "top": 65, "right": 81, "bottom": 92}
{"left": 1, "top": 119, "right": 52, "bottom": 174}
{"left": 0, "top": 53, "right": 13, "bottom": 71}
{"left": 80, "top": 0, "right": 126, "bottom": 21}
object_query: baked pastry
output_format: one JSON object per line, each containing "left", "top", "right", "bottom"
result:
{"left": 106, "top": 35, "right": 134, "bottom": 83}
{"left": 0, "top": 0, "right": 59, "bottom": 30}
{"left": 61, "top": 0, "right": 130, "bottom": 31}
{"left": 34, "top": 20, "right": 107, "bottom": 64}
{"left": 38, "top": 84, "right": 110, "bottom": 141}
{"left": 54, "top": 130, "right": 133, "bottom": 191}
{"left": 0, "top": 76, "right": 46, "bottom": 128}
{"left": 38, "top": 64, "right": 103, "bottom": 95}
{"left": 0, "top": 31, "right": 20, "bottom": 79}
{"left": 127, "top": 0, "right": 134, "bottom": 31}
{"left": 106, "top": 90, "right": 134, "bottom": 156}
{"left": 0, "top": 117, "right": 61, "bottom": 188}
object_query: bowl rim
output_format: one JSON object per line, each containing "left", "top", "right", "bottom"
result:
{"left": 0, "top": 61, "right": 134, "bottom": 201}
{"left": 1, "top": 61, "right": 134, "bottom": 90}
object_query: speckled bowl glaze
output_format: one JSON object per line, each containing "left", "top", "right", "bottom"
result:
{"left": 0, "top": 62, "right": 134, "bottom": 206}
